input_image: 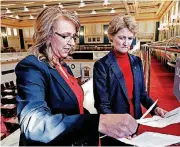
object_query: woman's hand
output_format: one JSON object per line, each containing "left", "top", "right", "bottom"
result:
{"left": 99, "top": 114, "right": 138, "bottom": 139}
{"left": 154, "top": 107, "right": 168, "bottom": 117}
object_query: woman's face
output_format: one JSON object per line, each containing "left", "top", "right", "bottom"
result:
{"left": 50, "top": 17, "right": 77, "bottom": 59}
{"left": 111, "top": 28, "right": 134, "bottom": 54}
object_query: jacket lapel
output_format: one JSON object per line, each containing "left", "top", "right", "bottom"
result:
{"left": 48, "top": 66, "right": 79, "bottom": 111}
{"left": 108, "top": 51, "right": 129, "bottom": 101}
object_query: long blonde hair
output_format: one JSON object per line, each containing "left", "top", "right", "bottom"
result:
{"left": 30, "top": 6, "right": 80, "bottom": 67}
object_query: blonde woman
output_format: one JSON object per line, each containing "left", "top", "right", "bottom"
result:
{"left": 15, "top": 7, "right": 138, "bottom": 146}
{"left": 93, "top": 15, "right": 167, "bottom": 146}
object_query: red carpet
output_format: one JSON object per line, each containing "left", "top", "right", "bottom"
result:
{"left": 138, "top": 56, "right": 180, "bottom": 136}
{"left": 149, "top": 56, "right": 179, "bottom": 111}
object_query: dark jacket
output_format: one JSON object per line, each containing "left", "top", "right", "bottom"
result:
{"left": 15, "top": 55, "right": 99, "bottom": 146}
{"left": 93, "top": 51, "right": 157, "bottom": 119}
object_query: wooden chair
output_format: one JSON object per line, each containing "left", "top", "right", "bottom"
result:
{"left": 9, "top": 81, "right": 16, "bottom": 90}
{"left": 5, "top": 82, "right": 11, "bottom": 89}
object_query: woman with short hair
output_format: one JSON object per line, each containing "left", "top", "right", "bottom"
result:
{"left": 93, "top": 14, "right": 167, "bottom": 146}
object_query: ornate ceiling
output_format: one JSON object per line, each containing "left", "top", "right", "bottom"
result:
{"left": 1, "top": 0, "right": 174, "bottom": 27}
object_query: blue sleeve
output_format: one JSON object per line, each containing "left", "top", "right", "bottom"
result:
{"left": 93, "top": 61, "right": 113, "bottom": 114}
{"left": 15, "top": 57, "right": 99, "bottom": 144}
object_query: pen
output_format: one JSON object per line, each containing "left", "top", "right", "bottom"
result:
{"left": 140, "top": 99, "right": 158, "bottom": 119}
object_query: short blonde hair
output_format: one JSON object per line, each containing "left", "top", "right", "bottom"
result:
{"left": 30, "top": 6, "right": 80, "bottom": 67}
{"left": 108, "top": 15, "right": 138, "bottom": 41}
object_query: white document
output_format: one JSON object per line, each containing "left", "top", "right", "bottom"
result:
{"left": 118, "top": 132, "right": 180, "bottom": 147}
{"left": 137, "top": 107, "right": 180, "bottom": 128}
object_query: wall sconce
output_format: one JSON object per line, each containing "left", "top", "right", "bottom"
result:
{"left": 104, "top": 30, "right": 108, "bottom": 35}
{"left": 168, "top": 15, "right": 178, "bottom": 29}
{"left": 158, "top": 23, "right": 169, "bottom": 32}
{"left": 171, "top": 15, "right": 177, "bottom": 22}
{"left": 168, "top": 23, "right": 176, "bottom": 29}
{"left": 169, "top": 14, "right": 177, "bottom": 29}
{"left": 7, "top": 27, "right": 11, "bottom": 36}
{"left": 13, "top": 28, "right": 17, "bottom": 36}
{"left": 1, "top": 33, "right": 7, "bottom": 37}
{"left": 80, "top": 31, "right": 84, "bottom": 36}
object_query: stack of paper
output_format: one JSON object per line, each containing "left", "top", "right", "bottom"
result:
{"left": 118, "top": 132, "right": 180, "bottom": 147}
{"left": 137, "top": 107, "right": 180, "bottom": 128}
{"left": 117, "top": 107, "right": 180, "bottom": 146}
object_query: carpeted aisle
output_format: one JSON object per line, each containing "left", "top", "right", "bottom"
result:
{"left": 138, "top": 56, "right": 180, "bottom": 136}
{"left": 149, "top": 56, "right": 179, "bottom": 111}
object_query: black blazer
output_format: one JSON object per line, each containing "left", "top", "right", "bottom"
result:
{"left": 15, "top": 55, "right": 99, "bottom": 146}
{"left": 93, "top": 51, "right": 157, "bottom": 119}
